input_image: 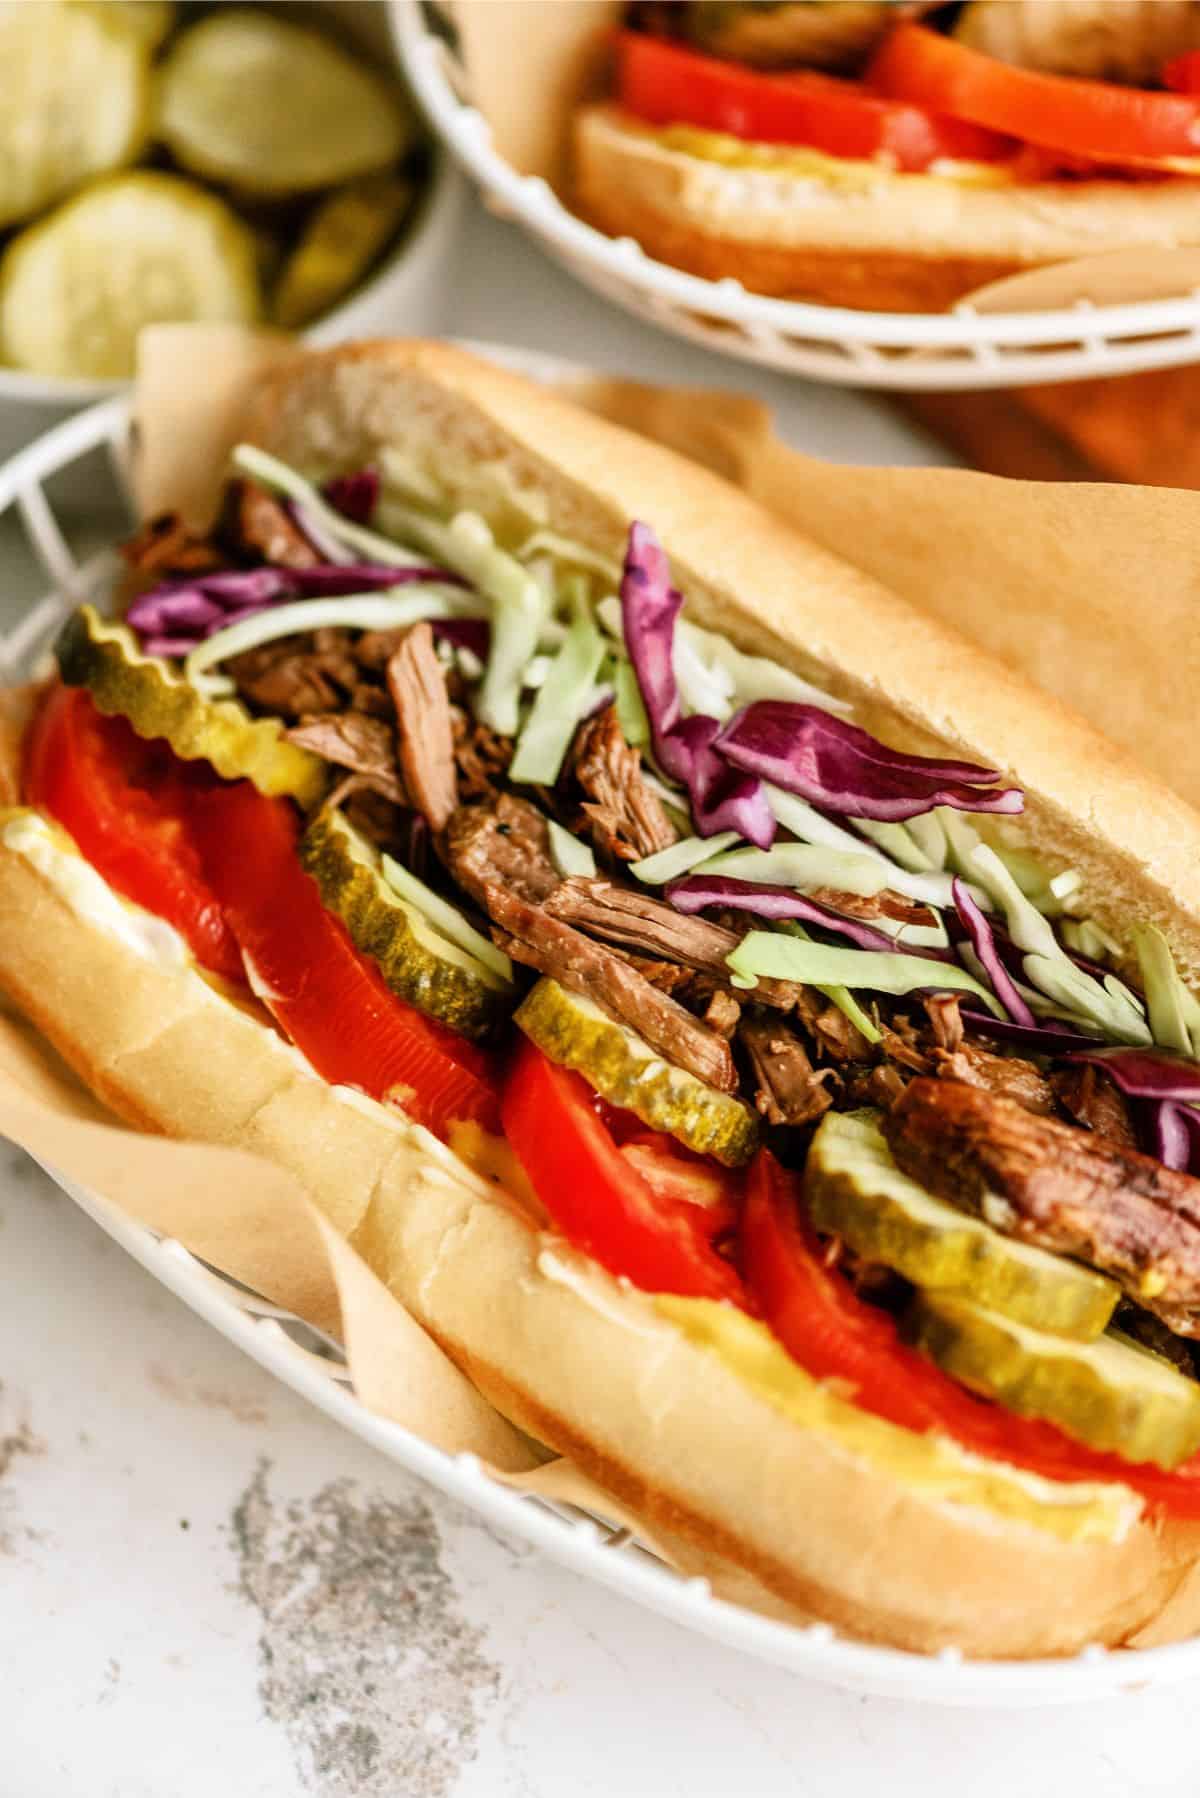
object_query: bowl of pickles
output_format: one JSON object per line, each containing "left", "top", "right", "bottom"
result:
{"left": 0, "top": 0, "right": 462, "bottom": 455}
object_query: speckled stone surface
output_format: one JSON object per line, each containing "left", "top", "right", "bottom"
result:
{"left": 3, "top": 189, "right": 1199, "bottom": 1797}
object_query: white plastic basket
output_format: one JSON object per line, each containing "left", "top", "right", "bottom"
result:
{"left": 6, "top": 369, "right": 1200, "bottom": 1705}
{"left": 390, "top": 0, "right": 1200, "bottom": 392}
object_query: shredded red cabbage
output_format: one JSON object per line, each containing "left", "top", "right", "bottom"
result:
{"left": 668, "top": 874, "right": 908, "bottom": 954}
{"left": 1066, "top": 1047, "right": 1200, "bottom": 1102}
{"left": 620, "top": 523, "right": 775, "bottom": 846}
{"left": 958, "top": 1011, "right": 1105, "bottom": 1052}
{"left": 716, "top": 701, "right": 1023, "bottom": 822}
{"left": 431, "top": 617, "right": 490, "bottom": 657}
{"left": 1151, "top": 1101, "right": 1196, "bottom": 1172}
{"left": 322, "top": 468, "right": 379, "bottom": 525}
{"left": 952, "top": 876, "right": 1035, "bottom": 1027}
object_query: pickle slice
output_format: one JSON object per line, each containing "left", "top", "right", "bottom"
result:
{"left": 516, "top": 976, "right": 760, "bottom": 1168}
{"left": 0, "top": 2, "right": 149, "bottom": 231}
{"left": 301, "top": 809, "right": 513, "bottom": 1044}
{"left": 806, "top": 1111, "right": 1119, "bottom": 1341}
{"left": 907, "top": 1292, "right": 1200, "bottom": 1470}
{"left": 56, "top": 606, "right": 324, "bottom": 805}
{"left": 71, "top": 0, "right": 175, "bottom": 51}
{"left": 272, "top": 172, "right": 415, "bottom": 330}
{"left": 0, "top": 173, "right": 260, "bottom": 380}
{"left": 157, "top": 11, "right": 412, "bottom": 198}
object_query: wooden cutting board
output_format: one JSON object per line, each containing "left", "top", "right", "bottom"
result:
{"left": 896, "top": 366, "right": 1200, "bottom": 487}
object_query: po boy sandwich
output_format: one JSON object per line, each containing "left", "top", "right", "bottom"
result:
{"left": 8, "top": 340, "right": 1200, "bottom": 1658}
{"left": 574, "top": 2, "right": 1200, "bottom": 309}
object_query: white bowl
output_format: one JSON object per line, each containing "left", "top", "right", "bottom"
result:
{"left": 0, "top": 1, "right": 466, "bottom": 467}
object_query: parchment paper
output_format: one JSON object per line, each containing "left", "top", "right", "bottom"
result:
{"left": 4, "top": 320, "right": 1200, "bottom": 1621}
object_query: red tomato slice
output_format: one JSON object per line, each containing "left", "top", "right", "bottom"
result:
{"left": 24, "top": 685, "right": 243, "bottom": 982}
{"left": 1165, "top": 51, "right": 1200, "bottom": 95}
{"left": 870, "top": 23, "right": 1200, "bottom": 165}
{"left": 741, "top": 1147, "right": 1200, "bottom": 1518}
{"left": 188, "top": 780, "right": 500, "bottom": 1139}
{"left": 614, "top": 29, "right": 1013, "bottom": 172}
{"left": 501, "top": 1038, "right": 746, "bottom": 1304}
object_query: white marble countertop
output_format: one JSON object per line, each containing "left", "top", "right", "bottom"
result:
{"left": 5, "top": 190, "right": 1200, "bottom": 1798}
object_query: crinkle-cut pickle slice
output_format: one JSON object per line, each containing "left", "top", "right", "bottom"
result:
{"left": 0, "top": 2, "right": 149, "bottom": 232}
{"left": 515, "top": 975, "right": 760, "bottom": 1168}
{"left": 157, "top": 9, "right": 412, "bottom": 198}
{"left": 805, "top": 1110, "right": 1120, "bottom": 1342}
{"left": 272, "top": 171, "right": 415, "bottom": 330}
{"left": 301, "top": 809, "right": 514, "bottom": 1044}
{"left": 55, "top": 606, "right": 325, "bottom": 806}
{"left": 0, "top": 172, "right": 260, "bottom": 381}
{"left": 907, "top": 1291, "right": 1200, "bottom": 1471}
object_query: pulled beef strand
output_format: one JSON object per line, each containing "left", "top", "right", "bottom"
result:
{"left": 447, "top": 797, "right": 737, "bottom": 1093}
{"left": 220, "top": 478, "right": 320, "bottom": 569}
{"left": 884, "top": 1078, "right": 1200, "bottom": 1327}
{"left": 386, "top": 622, "right": 457, "bottom": 833}
{"left": 740, "top": 1015, "right": 833, "bottom": 1127}
{"left": 1051, "top": 1062, "right": 1139, "bottom": 1149}
{"left": 571, "top": 704, "right": 679, "bottom": 862}
{"left": 285, "top": 712, "right": 405, "bottom": 804}
{"left": 120, "top": 511, "right": 225, "bottom": 578}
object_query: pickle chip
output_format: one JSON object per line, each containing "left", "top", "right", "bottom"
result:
{"left": 516, "top": 977, "right": 760, "bottom": 1168}
{"left": 0, "top": 172, "right": 260, "bottom": 380}
{"left": 907, "top": 1292, "right": 1200, "bottom": 1471}
{"left": 56, "top": 606, "right": 325, "bottom": 805}
{"left": 157, "top": 10, "right": 412, "bottom": 198}
{"left": 806, "top": 1110, "right": 1120, "bottom": 1341}
{"left": 272, "top": 172, "right": 415, "bottom": 330}
{"left": 71, "top": 0, "right": 175, "bottom": 50}
{"left": 301, "top": 810, "right": 513, "bottom": 1044}
{"left": 0, "top": 2, "right": 149, "bottom": 230}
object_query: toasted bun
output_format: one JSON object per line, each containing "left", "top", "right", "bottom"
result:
{"left": 572, "top": 105, "right": 1200, "bottom": 310}
{"left": 11, "top": 338, "right": 1200, "bottom": 1657}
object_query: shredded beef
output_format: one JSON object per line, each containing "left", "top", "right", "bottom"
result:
{"left": 793, "top": 986, "right": 872, "bottom": 1062}
{"left": 1051, "top": 1063, "right": 1138, "bottom": 1149}
{"left": 120, "top": 511, "right": 225, "bottom": 578}
{"left": 452, "top": 708, "right": 514, "bottom": 800}
{"left": 932, "top": 1042, "right": 1057, "bottom": 1115}
{"left": 571, "top": 705, "right": 679, "bottom": 862}
{"left": 326, "top": 775, "right": 407, "bottom": 852}
{"left": 740, "top": 1016, "right": 833, "bottom": 1127}
{"left": 447, "top": 797, "right": 736, "bottom": 1092}
{"left": 356, "top": 628, "right": 409, "bottom": 671}
{"left": 808, "top": 887, "right": 937, "bottom": 929}
{"left": 386, "top": 623, "right": 457, "bottom": 832}
{"left": 445, "top": 793, "right": 560, "bottom": 905}
{"left": 1112, "top": 1302, "right": 1198, "bottom": 1376}
{"left": 880, "top": 1026, "right": 931, "bottom": 1075}
{"left": 220, "top": 479, "right": 319, "bottom": 569}
{"left": 285, "top": 713, "right": 405, "bottom": 803}
{"left": 884, "top": 1078, "right": 1200, "bottom": 1326}
{"left": 704, "top": 989, "right": 742, "bottom": 1039}
{"left": 924, "top": 994, "right": 964, "bottom": 1054}
{"left": 842, "top": 1062, "right": 908, "bottom": 1112}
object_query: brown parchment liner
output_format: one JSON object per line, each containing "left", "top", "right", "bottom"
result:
{"left": 7, "top": 319, "right": 1200, "bottom": 1636}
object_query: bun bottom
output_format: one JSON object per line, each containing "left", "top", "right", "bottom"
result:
{"left": 5, "top": 812, "right": 1200, "bottom": 1659}
{"left": 573, "top": 105, "right": 1200, "bottom": 311}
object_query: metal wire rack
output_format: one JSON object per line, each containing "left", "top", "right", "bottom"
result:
{"left": 5, "top": 382, "right": 1200, "bottom": 1705}
{"left": 390, "top": 0, "right": 1200, "bottom": 392}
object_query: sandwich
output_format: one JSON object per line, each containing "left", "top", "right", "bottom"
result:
{"left": 7, "top": 338, "right": 1200, "bottom": 1657}
{"left": 573, "top": 2, "right": 1200, "bottom": 309}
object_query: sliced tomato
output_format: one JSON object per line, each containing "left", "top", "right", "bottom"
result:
{"left": 501, "top": 1038, "right": 746, "bottom": 1304}
{"left": 870, "top": 23, "right": 1200, "bottom": 166}
{"left": 741, "top": 1147, "right": 1200, "bottom": 1518}
{"left": 188, "top": 780, "right": 500, "bottom": 1139}
{"left": 24, "top": 685, "right": 243, "bottom": 982}
{"left": 1165, "top": 51, "right": 1200, "bottom": 96}
{"left": 614, "top": 30, "right": 1013, "bottom": 172}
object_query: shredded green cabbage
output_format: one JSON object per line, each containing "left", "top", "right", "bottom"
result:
{"left": 692, "top": 841, "right": 891, "bottom": 897}
{"left": 380, "top": 855, "right": 514, "bottom": 984}
{"left": 726, "top": 932, "right": 1002, "bottom": 1013}
{"left": 1134, "top": 923, "right": 1200, "bottom": 1057}
{"left": 630, "top": 831, "right": 740, "bottom": 885}
{"left": 547, "top": 819, "right": 596, "bottom": 879}
{"left": 509, "top": 596, "right": 604, "bottom": 784}
{"left": 967, "top": 843, "right": 1149, "bottom": 1043}
{"left": 776, "top": 923, "right": 882, "bottom": 1044}
{"left": 184, "top": 591, "right": 470, "bottom": 694}
{"left": 765, "top": 785, "right": 963, "bottom": 909}
{"left": 853, "top": 819, "right": 938, "bottom": 873}
{"left": 231, "top": 445, "right": 430, "bottom": 569}
{"left": 1061, "top": 918, "right": 1122, "bottom": 963}
{"left": 612, "top": 653, "right": 650, "bottom": 748}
